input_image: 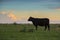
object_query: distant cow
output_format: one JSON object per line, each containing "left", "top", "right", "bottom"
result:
{"left": 28, "top": 17, "right": 50, "bottom": 31}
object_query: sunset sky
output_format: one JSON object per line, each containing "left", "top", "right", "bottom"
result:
{"left": 0, "top": 0, "right": 60, "bottom": 24}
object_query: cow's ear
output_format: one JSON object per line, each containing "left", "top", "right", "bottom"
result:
{"left": 30, "top": 16, "right": 31, "bottom": 17}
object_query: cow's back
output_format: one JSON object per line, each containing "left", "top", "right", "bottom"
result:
{"left": 32, "top": 18, "right": 49, "bottom": 26}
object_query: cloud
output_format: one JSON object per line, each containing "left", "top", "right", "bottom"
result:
{"left": 0, "top": 10, "right": 17, "bottom": 22}
{"left": 8, "top": 13, "right": 17, "bottom": 21}
{"left": 7, "top": 10, "right": 17, "bottom": 21}
{"left": 0, "top": 11, "right": 7, "bottom": 14}
{"left": 51, "top": 7, "right": 60, "bottom": 11}
{"left": 0, "top": 11, "right": 13, "bottom": 23}
{"left": 55, "top": 7, "right": 60, "bottom": 10}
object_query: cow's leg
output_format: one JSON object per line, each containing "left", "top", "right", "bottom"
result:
{"left": 48, "top": 25, "right": 50, "bottom": 31}
{"left": 44, "top": 25, "right": 47, "bottom": 31}
{"left": 35, "top": 25, "right": 38, "bottom": 30}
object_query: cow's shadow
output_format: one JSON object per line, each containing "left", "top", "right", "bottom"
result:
{"left": 27, "top": 29, "right": 34, "bottom": 32}
{"left": 20, "top": 28, "right": 34, "bottom": 32}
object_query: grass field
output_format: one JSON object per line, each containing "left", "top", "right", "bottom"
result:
{"left": 0, "top": 24, "right": 60, "bottom": 40}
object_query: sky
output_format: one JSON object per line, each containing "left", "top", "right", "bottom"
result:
{"left": 0, "top": 0, "right": 60, "bottom": 24}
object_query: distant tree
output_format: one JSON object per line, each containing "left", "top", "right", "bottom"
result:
{"left": 13, "top": 22, "right": 17, "bottom": 25}
{"left": 58, "top": 25, "right": 60, "bottom": 27}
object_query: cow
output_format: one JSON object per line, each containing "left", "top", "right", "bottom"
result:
{"left": 28, "top": 17, "right": 50, "bottom": 31}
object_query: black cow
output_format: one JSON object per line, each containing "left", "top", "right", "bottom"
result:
{"left": 28, "top": 17, "right": 50, "bottom": 31}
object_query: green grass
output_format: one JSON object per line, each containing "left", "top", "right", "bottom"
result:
{"left": 0, "top": 24, "right": 60, "bottom": 40}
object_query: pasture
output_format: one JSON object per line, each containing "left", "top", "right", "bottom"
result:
{"left": 0, "top": 24, "right": 60, "bottom": 40}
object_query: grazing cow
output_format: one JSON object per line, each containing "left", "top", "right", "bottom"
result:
{"left": 28, "top": 17, "right": 50, "bottom": 31}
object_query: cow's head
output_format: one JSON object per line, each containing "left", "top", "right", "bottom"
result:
{"left": 28, "top": 17, "right": 33, "bottom": 21}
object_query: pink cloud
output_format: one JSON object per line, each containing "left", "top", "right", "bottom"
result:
{"left": 54, "top": 7, "right": 60, "bottom": 10}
